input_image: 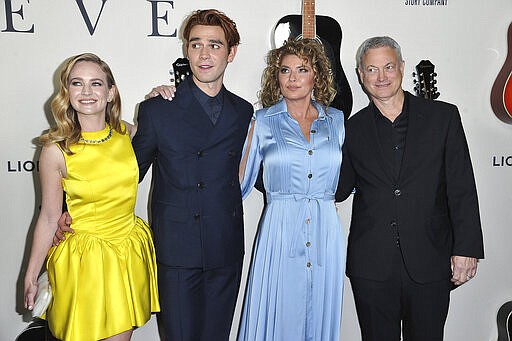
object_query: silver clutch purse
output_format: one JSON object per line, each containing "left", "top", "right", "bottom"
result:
{"left": 32, "top": 271, "right": 52, "bottom": 318}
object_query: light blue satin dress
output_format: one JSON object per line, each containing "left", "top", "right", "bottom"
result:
{"left": 238, "top": 99, "right": 346, "bottom": 341}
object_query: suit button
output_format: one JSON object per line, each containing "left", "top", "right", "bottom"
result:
{"left": 390, "top": 221, "right": 397, "bottom": 228}
{"left": 193, "top": 213, "right": 200, "bottom": 220}
{"left": 394, "top": 189, "right": 401, "bottom": 196}
{"left": 197, "top": 150, "right": 203, "bottom": 157}
{"left": 197, "top": 182, "right": 205, "bottom": 189}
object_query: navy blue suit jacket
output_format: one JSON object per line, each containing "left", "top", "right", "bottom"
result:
{"left": 336, "top": 92, "right": 484, "bottom": 283}
{"left": 133, "top": 77, "right": 253, "bottom": 270}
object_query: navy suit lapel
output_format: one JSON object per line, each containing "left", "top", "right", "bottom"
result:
{"left": 176, "top": 79, "right": 247, "bottom": 149}
{"left": 205, "top": 91, "right": 242, "bottom": 143}
{"left": 177, "top": 79, "right": 215, "bottom": 143}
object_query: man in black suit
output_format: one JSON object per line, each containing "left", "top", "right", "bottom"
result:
{"left": 132, "top": 9, "right": 253, "bottom": 341}
{"left": 336, "top": 36, "right": 484, "bottom": 341}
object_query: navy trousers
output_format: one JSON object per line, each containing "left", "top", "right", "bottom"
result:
{"left": 157, "top": 261, "right": 242, "bottom": 341}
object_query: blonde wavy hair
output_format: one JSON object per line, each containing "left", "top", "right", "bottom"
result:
{"left": 259, "top": 38, "right": 336, "bottom": 108}
{"left": 40, "top": 53, "right": 123, "bottom": 154}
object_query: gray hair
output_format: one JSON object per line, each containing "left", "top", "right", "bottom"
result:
{"left": 356, "top": 36, "right": 403, "bottom": 70}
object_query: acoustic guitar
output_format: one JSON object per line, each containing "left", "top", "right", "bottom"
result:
{"left": 498, "top": 301, "right": 512, "bottom": 341}
{"left": 272, "top": 0, "right": 353, "bottom": 118}
{"left": 490, "top": 22, "right": 512, "bottom": 124}
{"left": 413, "top": 59, "right": 440, "bottom": 99}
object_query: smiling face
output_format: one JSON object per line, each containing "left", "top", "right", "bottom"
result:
{"left": 186, "top": 25, "right": 237, "bottom": 95}
{"left": 67, "top": 61, "right": 115, "bottom": 120}
{"left": 278, "top": 54, "right": 315, "bottom": 103}
{"left": 358, "top": 46, "right": 405, "bottom": 103}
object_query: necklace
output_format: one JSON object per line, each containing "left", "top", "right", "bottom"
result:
{"left": 80, "top": 124, "right": 113, "bottom": 144}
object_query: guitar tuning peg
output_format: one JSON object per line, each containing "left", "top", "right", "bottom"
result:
{"left": 432, "top": 72, "right": 437, "bottom": 77}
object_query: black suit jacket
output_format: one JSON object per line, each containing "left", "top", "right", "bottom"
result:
{"left": 133, "top": 77, "right": 253, "bottom": 270}
{"left": 336, "top": 92, "right": 484, "bottom": 283}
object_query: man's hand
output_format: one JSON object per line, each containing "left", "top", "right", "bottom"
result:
{"left": 145, "top": 85, "right": 176, "bottom": 100}
{"left": 451, "top": 255, "right": 478, "bottom": 286}
{"left": 53, "top": 212, "right": 74, "bottom": 246}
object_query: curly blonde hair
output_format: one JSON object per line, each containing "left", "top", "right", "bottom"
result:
{"left": 259, "top": 38, "right": 336, "bottom": 108}
{"left": 40, "top": 53, "right": 123, "bottom": 154}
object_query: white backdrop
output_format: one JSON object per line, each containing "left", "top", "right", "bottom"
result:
{"left": 2, "top": 0, "right": 512, "bottom": 340}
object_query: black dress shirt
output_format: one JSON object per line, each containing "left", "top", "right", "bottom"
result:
{"left": 373, "top": 95, "right": 409, "bottom": 181}
{"left": 191, "top": 82, "right": 224, "bottom": 125}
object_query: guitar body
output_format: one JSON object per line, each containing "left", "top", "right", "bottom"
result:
{"left": 490, "top": 22, "right": 512, "bottom": 124}
{"left": 497, "top": 301, "right": 512, "bottom": 341}
{"left": 273, "top": 14, "right": 353, "bottom": 118}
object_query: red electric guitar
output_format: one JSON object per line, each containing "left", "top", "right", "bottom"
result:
{"left": 272, "top": 0, "right": 353, "bottom": 118}
{"left": 491, "top": 22, "right": 512, "bottom": 124}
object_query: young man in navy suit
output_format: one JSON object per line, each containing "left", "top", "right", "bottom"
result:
{"left": 132, "top": 10, "right": 253, "bottom": 341}
{"left": 336, "top": 36, "right": 484, "bottom": 341}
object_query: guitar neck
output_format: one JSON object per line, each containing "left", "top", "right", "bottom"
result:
{"left": 302, "top": 0, "right": 316, "bottom": 39}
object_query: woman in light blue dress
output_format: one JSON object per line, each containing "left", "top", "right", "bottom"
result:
{"left": 237, "top": 39, "right": 346, "bottom": 341}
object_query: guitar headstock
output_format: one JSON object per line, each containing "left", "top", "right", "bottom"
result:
{"left": 413, "top": 60, "right": 440, "bottom": 99}
{"left": 169, "top": 57, "right": 191, "bottom": 87}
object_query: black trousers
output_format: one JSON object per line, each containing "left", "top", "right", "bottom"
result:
{"left": 350, "top": 248, "right": 451, "bottom": 341}
{"left": 157, "top": 261, "right": 242, "bottom": 341}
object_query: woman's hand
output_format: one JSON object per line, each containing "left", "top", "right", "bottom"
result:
{"left": 146, "top": 85, "right": 176, "bottom": 100}
{"left": 24, "top": 277, "right": 38, "bottom": 311}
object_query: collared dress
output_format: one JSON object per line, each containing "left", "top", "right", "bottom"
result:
{"left": 238, "top": 99, "right": 346, "bottom": 341}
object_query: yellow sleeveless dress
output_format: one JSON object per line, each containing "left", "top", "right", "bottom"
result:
{"left": 45, "top": 124, "right": 159, "bottom": 341}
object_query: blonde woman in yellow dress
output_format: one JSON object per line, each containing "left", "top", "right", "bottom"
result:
{"left": 23, "top": 53, "right": 159, "bottom": 341}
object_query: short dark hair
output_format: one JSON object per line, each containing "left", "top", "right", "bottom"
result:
{"left": 182, "top": 9, "right": 240, "bottom": 49}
